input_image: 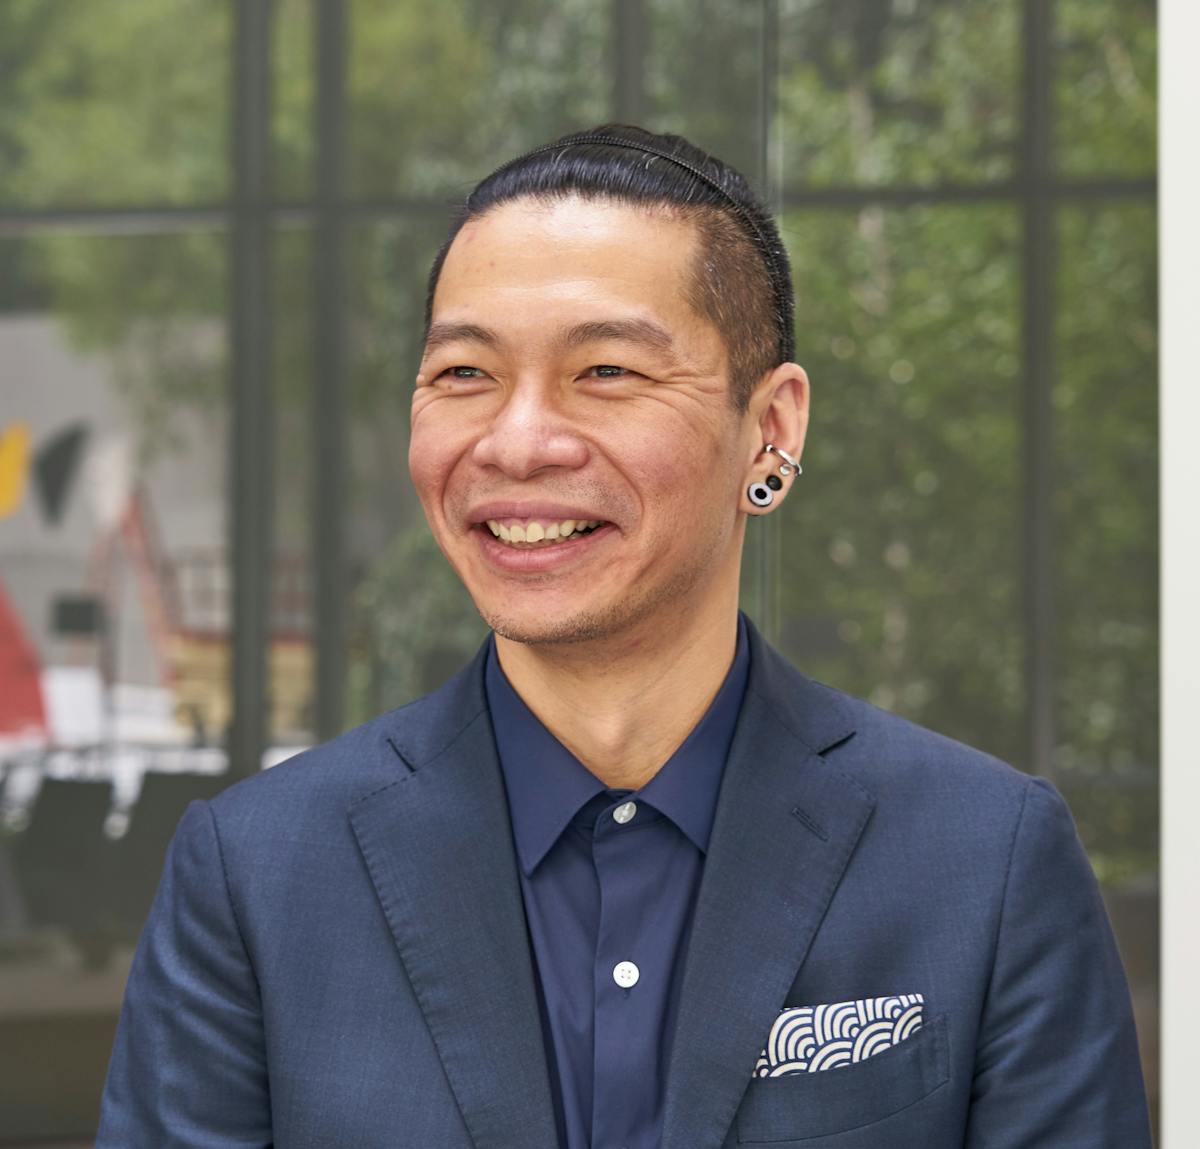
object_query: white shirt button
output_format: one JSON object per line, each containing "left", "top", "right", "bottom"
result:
{"left": 613, "top": 801, "right": 637, "bottom": 824}
{"left": 613, "top": 960, "right": 640, "bottom": 988}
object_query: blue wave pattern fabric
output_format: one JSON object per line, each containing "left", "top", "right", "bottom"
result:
{"left": 755, "top": 993, "right": 925, "bottom": 1077}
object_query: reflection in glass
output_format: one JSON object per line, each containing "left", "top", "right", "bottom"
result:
{"left": 648, "top": 0, "right": 767, "bottom": 180}
{"left": 346, "top": 0, "right": 609, "bottom": 200}
{"left": 0, "top": 231, "right": 230, "bottom": 1137}
{"left": 0, "top": 1, "right": 230, "bottom": 208}
{"left": 1053, "top": 201, "right": 1158, "bottom": 1108}
{"left": 777, "top": 0, "right": 1017, "bottom": 189}
{"left": 1055, "top": 0, "right": 1156, "bottom": 179}
{"left": 1053, "top": 203, "right": 1157, "bottom": 859}
{"left": 345, "top": 219, "right": 489, "bottom": 719}
{"left": 0, "top": 0, "right": 1160, "bottom": 1139}
{"left": 774, "top": 205, "right": 1022, "bottom": 764}
{"left": 270, "top": 224, "right": 316, "bottom": 745}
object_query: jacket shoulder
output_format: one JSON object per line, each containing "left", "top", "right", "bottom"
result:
{"left": 783, "top": 669, "right": 1034, "bottom": 805}
{"left": 773, "top": 672, "right": 1058, "bottom": 872}
{"left": 207, "top": 644, "right": 489, "bottom": 821}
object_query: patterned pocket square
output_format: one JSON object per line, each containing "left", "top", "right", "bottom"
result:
{"left": 753, "top": 993, "right": 925, "bottom": 1077}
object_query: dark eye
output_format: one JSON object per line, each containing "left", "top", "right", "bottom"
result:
{"left": 588, "top": 365, "right": 631, "bottom": 378}
{"left": 440, "top": 366, "right": 485, "bottom": 379}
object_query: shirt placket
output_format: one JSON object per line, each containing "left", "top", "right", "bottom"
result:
{"left": 590, "top": 795, "right": 662, "bottom": 1149}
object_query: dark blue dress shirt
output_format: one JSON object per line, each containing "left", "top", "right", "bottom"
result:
{"left": 485, "top": 613, "right": 750, "bottom": 1149}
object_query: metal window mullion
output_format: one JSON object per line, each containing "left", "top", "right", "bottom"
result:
{"left": 228, "top": 0, "right": 274, "bottom": 778}
{"left": 313, "top": 0, "right": 348, "bottom": 742}
{"left": 1020, "top": 0, "right": 1056, "bottom": 780}
{"left": 0, "top": 179, "right": 1156, "bottom": 239}
{"left": 756, "top": 0, "right": 783, "bottom": 644}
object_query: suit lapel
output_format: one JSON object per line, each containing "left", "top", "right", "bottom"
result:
{"left": 346, "top": 619, "right": 874, "bottom": 1149}
{"left": 660, "top": 621, "right": 876, "bottom": 1149}
{"left": 347, "top": 645, "right": 559, "bottom": 1149}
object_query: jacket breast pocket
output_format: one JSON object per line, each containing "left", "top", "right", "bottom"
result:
{"left": 735, "top": 1011, "right": 950, "bottom": 1144}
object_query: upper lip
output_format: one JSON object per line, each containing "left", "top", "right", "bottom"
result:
{"left": 467, "top": 502, "right": 611, "bottom": 526}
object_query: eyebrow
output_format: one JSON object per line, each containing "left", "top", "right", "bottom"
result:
{"left": 422, "top": 322, "right": 502, "bottom": 355}
{"left": 422, "top": 317, "right": 677, "bottom": 359}
{"left": 558, "top": 318, "right": 675, "bottom": 356}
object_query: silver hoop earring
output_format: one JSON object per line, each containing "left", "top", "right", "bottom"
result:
{"left": 747, "top": 482, "right": 774, "bottom": 508}
{"left": 765, "top": 443, "right": 803, "bottom": 477}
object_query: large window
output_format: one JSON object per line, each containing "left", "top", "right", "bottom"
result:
{"left": 0, "top": 1, "right": 1157, "bottom": 1140}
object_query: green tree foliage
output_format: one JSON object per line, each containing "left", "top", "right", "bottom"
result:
{"left": 1052, "top": 202, "right": 1157, "bottom": 881}
{"left": 0, "top": 0, "right": 230, "bottom": 206}
{"left": 1056, "top": 0, "right": 1157, "bottom": 177}
{"left": 776, "top": 0, "right": 1017, "bottom": 186}
{"left": 777, "top": 205, "right": 1024, "bottom": 765}
{"left": 763, "top": 0, "right": 1156, "bottom": 881}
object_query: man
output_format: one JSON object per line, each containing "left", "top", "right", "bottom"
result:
{"left": 97, "top": 125, "right": 1152, "bottom": 1148}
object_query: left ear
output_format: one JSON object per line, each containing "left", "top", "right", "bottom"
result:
{"left": 741, "top": 362, "right": 810, "bottom": 508}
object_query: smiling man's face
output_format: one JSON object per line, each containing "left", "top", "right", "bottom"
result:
{"left": 408, "top": 195, "right": 762, "bottom": 646}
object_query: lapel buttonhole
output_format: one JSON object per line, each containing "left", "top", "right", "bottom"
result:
{"left": 791, "top": 805, "right": 829, "bottom": 840}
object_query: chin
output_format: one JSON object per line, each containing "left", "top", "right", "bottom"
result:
{"left": 479, "top": 599, "right": 628, "bottom": 646}
{"left": 474, "top": 560, "right": 709, "bottom": 648}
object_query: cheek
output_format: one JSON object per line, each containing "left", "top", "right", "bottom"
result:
{"left": 407, "top": 415, "right": 466, "bottom": 516}
{"left": 616, "top": 420, "right": 739, "bottom": 535}
{"left": 598, "top": 396, "right": 721, "bottom": 476}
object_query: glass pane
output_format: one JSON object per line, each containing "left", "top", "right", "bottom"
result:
{"left": 1055, "top": 0, "right": 1156, "bottom": 179}
{"left": 0, "top": 1, "right": 231, "bottom": 208}
{"left": 1054, "top": 201, "right": 1158, "bottom": 1118}
{"left": 648, "top": 0, "right": 767, "bottom": 182}
{"left": 645, "top": 0, "right": 772, "bottom": 612}
{"left": 274, "top": 0, "right": 316, "bottom": 203}
{"left": 774, "top": 204, "right": 1023, "bottom": 765}
{"left": 0, "top": 229, "right": 229, "bottom": 1138}
{"left": 346, "top": 0, "right": 610, "bottom": 200}
{"left": 345, "top": 218, "right": 489, "bottom": 722}
{"left": 270, "top": 223, "right": 315, "bottom": 746}
{"left": 777, "top": 0, "right": 1018, "bottom": 190}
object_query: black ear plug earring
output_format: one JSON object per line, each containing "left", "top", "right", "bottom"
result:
{"left": 748, "top": 482, "right": 774, "bottom": 507}
{"left": 747, "top": 444, "right": 802, "bottom": 511}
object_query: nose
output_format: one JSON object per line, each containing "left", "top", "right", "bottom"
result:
{"left": 471, "top": 379, "right": 589, "bottom": 479}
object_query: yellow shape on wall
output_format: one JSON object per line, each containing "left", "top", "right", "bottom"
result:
{"left": 0, "top": 422, "right": 31, "bottom": 519}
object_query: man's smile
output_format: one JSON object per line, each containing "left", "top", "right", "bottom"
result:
{"left": 484, "top": 517, "right": 606, "bottom": 545}
{"left": 465, "top": 499, "right": 618, "bottom": 564}
{"left": 472, "top": 518, "right": 619, "bottom": 572}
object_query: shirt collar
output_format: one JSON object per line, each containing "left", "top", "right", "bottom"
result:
{"left": 486, "top": 612, "right": 751, "bottom": 876}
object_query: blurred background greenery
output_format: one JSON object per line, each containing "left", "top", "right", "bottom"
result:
{"left": 0, "top": 0, "right": 1157, "bottom": 1140}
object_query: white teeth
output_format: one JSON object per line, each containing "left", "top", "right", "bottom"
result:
{"left": 510, "top": 523, "right": 526, "bottom": 542}
{"left": 498, "top": 523, "right": 511, "bottom": 541}
{"left": 487, "top": 520, "right": 501, "bottom": 537}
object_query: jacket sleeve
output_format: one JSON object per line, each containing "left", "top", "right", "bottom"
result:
{"left": 96, "top": 798, "right": 272, "bottom": 1148}
{"left": 964, "top": 775, "right": 1152, "bottom": 1147}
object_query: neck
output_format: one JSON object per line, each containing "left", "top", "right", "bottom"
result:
{"left": 493, "top": 591, "right": 741, "bottom": 790}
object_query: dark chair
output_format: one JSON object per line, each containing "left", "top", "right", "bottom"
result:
{"left": 8, "top": 777, "right": 115, "bottom": 967}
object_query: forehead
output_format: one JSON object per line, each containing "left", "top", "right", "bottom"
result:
{"left": 431, "top": 196, "right": 704, "bottom": 331}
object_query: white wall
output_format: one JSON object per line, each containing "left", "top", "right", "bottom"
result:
{"left": 1160, "top": 1, "right": 1199, "bottom": 1143}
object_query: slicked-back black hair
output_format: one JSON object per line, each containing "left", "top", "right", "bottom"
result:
{"left": 423, "top": 123, "right": 795, "bottom": 411}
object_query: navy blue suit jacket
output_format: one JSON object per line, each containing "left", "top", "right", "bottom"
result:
{"left": 97, "top": 615, "right": 1151, "bottom": 1147}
